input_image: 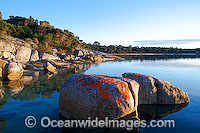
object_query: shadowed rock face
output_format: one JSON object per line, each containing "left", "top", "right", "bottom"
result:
{"left": 122, "top": 73, "right": 190, "bottom": 104}
{"left": 59, "top": 74, "right": 139, "bottom": 120}
{"left": 43, "top": 61, "right": 56, "bottom": 73}
{"left": 30, "top": 49, "right": 39, "bottom": 62}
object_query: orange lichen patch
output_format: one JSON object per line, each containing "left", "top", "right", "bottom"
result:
{"left": 76, "top": 75, "right": 131, "bottom": 104}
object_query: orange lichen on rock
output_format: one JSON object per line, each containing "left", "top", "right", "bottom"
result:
{"left": 76, "top": 74, "right": 131, "bottom": 104}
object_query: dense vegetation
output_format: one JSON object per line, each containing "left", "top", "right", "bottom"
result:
{"left": 88, "top": 43, "right": 200, "bottom": 54}
{"left": 0, "top": 15, "right": 87, "bottom": 54}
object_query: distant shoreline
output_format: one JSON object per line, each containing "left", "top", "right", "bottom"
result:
{"left": 111, "top": 53, "right": 199, "bottom": 56}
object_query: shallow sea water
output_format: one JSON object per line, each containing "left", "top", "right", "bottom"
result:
{"left": 0, "top": 56, "right": 200, "bottom": 132}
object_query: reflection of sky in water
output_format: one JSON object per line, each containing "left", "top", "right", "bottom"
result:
{"left": 85, "top": 58, "right": 200, "bottom": 96}
{"left": 131, "top": 59, "right": 200, "bottom": 69}
{"left": 1, "top": 57, "right": 200, "bottom": 132}
{"left": 130, "top": 39, "right": 200, "bottom": 48}
{"left": 84, "top": 57, "right": 200, "bottom": 132}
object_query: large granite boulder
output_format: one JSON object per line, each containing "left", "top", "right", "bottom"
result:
{"left": 0, "top": 40, "right": 16, "bottom": 53}
{"left": 30, "top": 49, "right": 39, "bottom": 61}
{"left": 3, "top": 62, "right": 24, "bottom": 80}
{"left": 59, "top": 74, "right": 139, "bottom": 119}
{"left": 2, "top": 52, "right": 15, "bottom": 60}
{"left": 15, "top": 46, "right": 32, "bottom": 62}
{"left": 40, "top": 52, "right": 60, "bottom": 60}
{"left": 122, "top": 73, "right": 190, "bottom": 104}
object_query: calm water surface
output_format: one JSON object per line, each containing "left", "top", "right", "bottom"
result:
{"left": 0, "top": 56, "right": 200, "bottom": 132}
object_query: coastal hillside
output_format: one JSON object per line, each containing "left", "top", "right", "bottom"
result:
{"left": 0, "top": 12, "right": 87, "bottom": 54}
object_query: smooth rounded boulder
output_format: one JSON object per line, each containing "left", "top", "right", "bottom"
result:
{"left": 15, "top": 46, "right": 32, "bottom": 62}
{"left": 59, "top": 74, "right": 139, "bottom": 119}
{"left": 40, "top": 52, "right": 60, "bottom": 60}
{"left": 3, "top": 62, "right": 24, "bottom": 80}
{"left": 122, "top": 73, "right": 190, "bottom": 104}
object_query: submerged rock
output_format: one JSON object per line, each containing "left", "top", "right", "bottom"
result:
{"left": 122, "top": 73, "right": 190, "bottom": 104}
{"left": 3, "top": 62, "right": 24, "bottom": 80}
{"left": 59, "top": 74, "right": 139, "bottom": 119}
{"left": 21, "top": 76, "right": 33, "bottom": 85}
{"left": 0, "top": 118, "right": 8, "bottom": 132}
{"left": 8, "top": 80, "right": 24, "bottom": 96}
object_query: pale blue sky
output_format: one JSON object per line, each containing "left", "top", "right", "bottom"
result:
{"left": 1, "top": 0, "right": 200, "bottom": 47}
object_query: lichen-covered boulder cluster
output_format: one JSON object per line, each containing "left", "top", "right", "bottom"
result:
{"left": 59, "top": 74, "right": 139, "bottom": 119}
{"left": 59, "top": 73, "right": 190, "bottom": 120}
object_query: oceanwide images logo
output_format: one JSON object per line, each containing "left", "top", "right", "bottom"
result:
{"left": 25, "top": 116, "right": 175, "bottom": 130}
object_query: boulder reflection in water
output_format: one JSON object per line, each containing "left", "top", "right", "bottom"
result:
{"left": 138, "top": 103, "right": 189, "bottom": 121}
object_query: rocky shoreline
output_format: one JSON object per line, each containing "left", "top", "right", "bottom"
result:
{"left": 0, "top": 37, "right": 122, "bottom": 80}
{"left": 0, "top": 37, "right": 190, "bottom": 125}
{"left": 0, "top": 37, "right": 122, "bottom": 100}
{"left": 59, "top": 73, "right": 190, "bottom": 121}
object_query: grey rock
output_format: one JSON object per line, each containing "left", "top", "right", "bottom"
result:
{"left": 40, "top": 52, "right": 60, "bottom": 60}
{"left": 15, "top": 46, "right": 32, "bottom": 62}
{"left": 30, "top": 49, "right": 39, "bottom": 61}
{"left": 122, "top": 73, "right": 190, "bottom": 104}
